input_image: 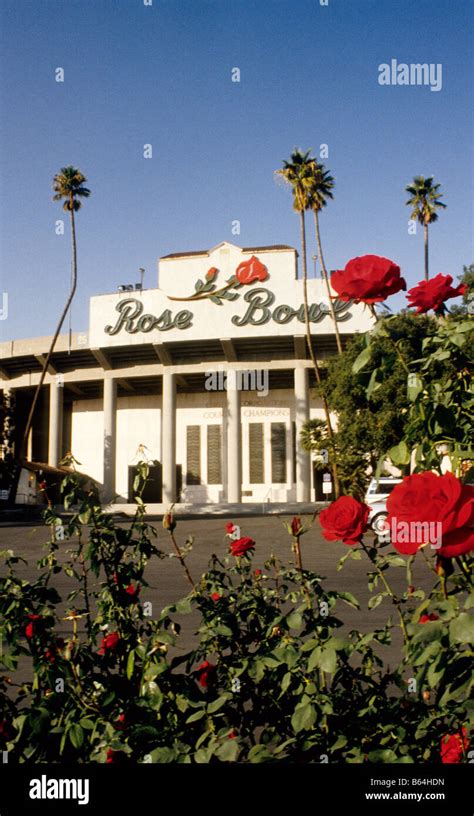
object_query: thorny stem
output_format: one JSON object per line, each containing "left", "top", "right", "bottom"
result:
{"left": 360, "top": 541, "right": 409, "bottom": 644}
{"left": 170, "top": 531, "right": 195, "bottom": 588}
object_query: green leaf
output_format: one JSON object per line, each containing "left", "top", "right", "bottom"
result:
{"left": 368, "top": 592, "right": 386, "bottom": 610}
{"left": 319, "top": 647, "right": 337, "bottom": 674}
{"left": 337, "top": 591, "right": 360, "bottom": 609}
{"left": 69, "top": 724, "right": 84, "bottom": 750}
{"left": 449, "top": 613, "right": 474, "bottom": 645}
{"left": 207, "top": 695, "right": 231, "bottom": 714}
{"left": 186, "top": 709, "right": 206, "bottom": 724}
{"left": 287, "top": 610, "right": 302, "bottom": 630}
{"left": 352, "top": 345, "right": 372, "bottom": 373}
{"left": 388, "top": 440, "right": 411, "bottom": 465}
{"left": 126, "top": 649, "right": 135, "bottom": 680}
{"left": 367, "top": 748, "right": 398, "bottom": 762}
{"left": 215, "top": 739, "right": 239, "bottom": 762}
{"left": 407, "top": 373, "right": 423, "bottom": 402}
{"left": 291, "top": 701, "right": 317, "bottom": 734}
{"left": 175, "top": 598, "right": 192, "bottom": 615}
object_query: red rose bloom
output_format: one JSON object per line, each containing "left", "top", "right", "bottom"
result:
{"left": 319, "top": 496, "right": 370, "bottom": 546}
{"left": 98, "top": 631, "right": 120, "bottom": 655}
{"left": 196, "top": 660, "right": 216, "bottom": 688}
{"left": 25, "top": 614, "right": 42, "bottom": 639}
{"left": 0, "top": 720, "right": 15, "bottom": 742}
{"left": 386, "top": 472, "right": 474, "bottom": 558}
{"left": 106, "top": 748, "right": 127, "bottom": 764}
{"left": 230, "top": 536, "right": 255, "bottom": 557}
{"left": 125, "top": 583, "right": 140, "bottom": 600}
{"left": 440, "top": 727, "right": 469, "bottom": 763}
{"left": 330, "top": 255, "right": 406, "bottom": 304}
{"left": 235, "top": 256, "right": 268, "bottom": 285}
{"left": 206, "top": 267, "right": 218, "bottom": 282}
{"left": 114, "top": 713, "right": 126, "bottom": 731}
{"left": 211, "top": 592, "right": 221, "bottom": 602}
{"left": 254, "top": 569, "right": 262, "bottom": 577}
{"left": 291, "top": 517, "right": 303, "bottom": 536}
{"left": 225, "top": 522, "right": 236, "bottom": 534}
{"left": 407, "top": 273, "right": 466, "bottom": 314}
{"left": 419, "top": 613, "right": 440, "bottom": 624}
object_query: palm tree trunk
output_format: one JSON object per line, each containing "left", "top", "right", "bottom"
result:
{"left": 20, "top": 206, "right": 78, "bottom": 461}
{"left": 424, "top": 223, "right": 429, "bottom": 281}
{"left": 313, "top": 210, "right": 343, "bottom": 354}
{"left": 299, "top": 211, "right": 340, "bottom": 498}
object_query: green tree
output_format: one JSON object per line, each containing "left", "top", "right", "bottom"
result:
{"left": 405, "top": 175, "right": 446, "bottom": 281}
{"left": 21, "top": 167, "right": 90, "bottom": 459}
{"left": 276, "top": 150, "right": 340, "bottom": 495}
{"left": 307, "top": 160, "right": 342, "bottom": 354}
{"left": 301, "top": 313, "right": 439, "bottom": 498}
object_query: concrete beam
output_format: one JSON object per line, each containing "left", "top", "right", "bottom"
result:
{"left": 90, "top": 348, "right": 112, "bottom": 370}
{"left": 220, "top": 338, "right": 237, "bottom": 362}
{"left": 153, "top": 343, "right": 173, "bottom": 366}
{"left": 0, "top": 367, "right": 10, "bottom": 380}
{"left": 35, "top": 354, "right": 57, "bottom": 375}
{"left": 116, "top": 378, "right": 135, "bottom": 392}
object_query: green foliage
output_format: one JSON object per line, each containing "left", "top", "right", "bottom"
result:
{"left": 0, "top": 467, "right": 471, "bottom": 764}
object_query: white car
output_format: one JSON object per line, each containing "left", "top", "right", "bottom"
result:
{"left": 365, "top": 477, "right": 403, "bottom": 536}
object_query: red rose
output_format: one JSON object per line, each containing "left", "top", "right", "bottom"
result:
{"left": 407, "top": 274, "right": 466, "bottom": 314}
{"left": 228, "top": 730, "right": 238, "bottom": 739}
{"left": 25, "top": 614, "right": 42, "bottom": 639}
{"left": 225, "top": 522, "right": 236, "bottom": 534}
{"left": 440, "top": 727, "right": 469, "bottom": 763}
{"left": 44, "top": 647, "right": 56, "bottom": 663}
{"left": 196, "top": 660, "right": 216, "bottom": 688}
{"left": 114, "top": 713, "right": 126, "bottom": 731}
{"left": 211, "top": 592, "right": 221, "bottom": 602}
{"left": 206, "top": 267, "right": 218, "bottom": 282}
{"left": 291, "top": 517, "right": 303, "bottom": 536}
{"left": 386, "top": 472, "right": 474, "bottom": 558}
{"left": 125, "top": 583, "right": 140, "bottom": 600}
{"left": 106, "top": 748, "right": 127, "bottom": 764}
{"left": 0, "top": 720, "right": 15, "bottom": 742}
{"left": 98, "top": 631, "right": 120, "bottom": 655}
{"left": 419, "top": 613, "right": 440, "bottom": 624}
{"left": 330, "top": 255, "right": 406, "bottom": 304}
{"left": 230, "top": 536, "right": 255, "bottom": 557}
{"left": 254, "top": 569, "right": 262, "bottom": 577}
{"left": 235, "top": 256, "right": 268, "bottom": 285}
{"left": 319, "top": 496, "right": 370, "bottom": 546}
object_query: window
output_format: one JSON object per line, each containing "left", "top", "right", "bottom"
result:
{"left": 249, "top": 423, "right": 264, "bottom": 483}
{"left": 186, "top": 425, "right": 201, "bottom": 485}
{"left": 207, "top": 424, "right": 222, "bottom": 484}
{"left": 271, "top": 423, "right": 287, "bottom": 483}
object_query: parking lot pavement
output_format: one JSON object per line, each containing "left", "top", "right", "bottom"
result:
{"left": 0, "top": 515, "right": 435, "bottom": 669}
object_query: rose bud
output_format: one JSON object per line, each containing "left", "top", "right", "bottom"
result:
{"left": 291, "top": 517, "right": 303, "bottom": 537}
{"left": 206, "top": 267, "right": 218, "bottom": 282}
{"left": 163, "top": 511, "right": 176, "bottom": 533}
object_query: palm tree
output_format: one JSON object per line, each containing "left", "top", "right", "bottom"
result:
{"left": 307, "top": 161, "right": 342, "bottom": 354}
{"left": 405, "top": 176, "right": 446, "bottom": 281}
{"left": 21, "top": 167, "right": 90, "bottom": 459}
{"left": 275, "top": 149, "right": 340, "bottom": 497}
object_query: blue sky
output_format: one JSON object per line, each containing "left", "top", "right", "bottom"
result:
{"left": 0, "top": 0, "right": 472, "bottom": 340}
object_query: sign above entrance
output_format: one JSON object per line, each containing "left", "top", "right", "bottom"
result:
{"left": 90, "top": 242, "right": 374, "bottom": 347}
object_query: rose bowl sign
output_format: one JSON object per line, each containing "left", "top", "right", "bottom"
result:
{"left": 89, "top": 246, "right": 374, "bottom": 347}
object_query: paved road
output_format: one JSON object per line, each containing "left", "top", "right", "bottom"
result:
{"left": 0, "top": 514, "right": 436, "bottom": 678}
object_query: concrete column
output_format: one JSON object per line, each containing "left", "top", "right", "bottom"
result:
{"left": 294, "top": 367, "right": 311, "bottom": 502}
{"left": 103, "top": 377, "right": 117, "bottom": 502}
{"left": 48, "top": 379, "right": 63, "bottom": 467}
{"left": 162, "top": 372, "right": 176, "bottom": 504}
{"left": 226, "top": 371, "right": 241, "bottom": 503}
